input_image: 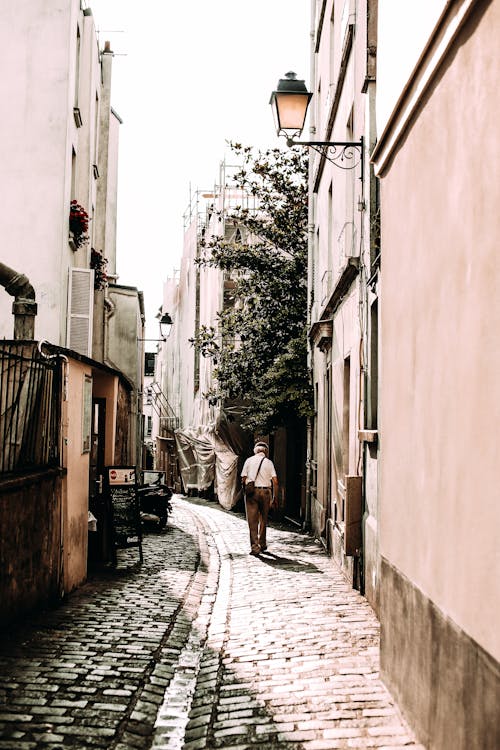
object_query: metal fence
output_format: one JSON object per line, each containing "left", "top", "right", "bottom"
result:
{"left": 0, "top": 342, "right": 60, "bottom": 474}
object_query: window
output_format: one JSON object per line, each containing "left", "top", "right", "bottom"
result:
{"left": 74, "top": 29, "right": 80, "bottom": 108}
{"left": 369, "top": 301, "right": 378, "bottom": 429}
{"left": 342, "top": 355, "right": 351, "bottom": 475}
{"left": 82, "top": 375, "right": 92, "bottom": 453}
{"left": 73, "top": 28, "right": 82, "bottom": 127}
{"left": 346, "top": 107, "right": 355, "bottom": 214}
{"left": 67, "top": 268, "right": 94, "bottom": 357}
{"left": 329, "top": 4, "right": 335, "bottom": 81}
{"left": 316, "top": 80, "right": 322, "bottom": 136}
{"left": 328, "top": 181, "right": 334, "bottom": 278}
{"left": 93, "top": 92, "right": 100, "bottom": 173}
{"left": 71, "top": 148, "right": 77, "bottom": 202}
{"left": 144, "top": 352, "right": 156, "bottom": 377}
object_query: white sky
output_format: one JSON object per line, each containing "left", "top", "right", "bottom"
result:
{"left": 88, "top": 1, "right": 310, "bottom": 337}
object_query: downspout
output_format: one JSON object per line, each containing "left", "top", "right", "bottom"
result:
{"left": 305, "top": 0, "right": 316, "bottom": 531}
{"left": 0, "top": 262, "right": 37, "bottom": 339}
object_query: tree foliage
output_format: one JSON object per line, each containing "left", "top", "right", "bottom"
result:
{"left": 191, "top": 142, "right": 312, "bottom": 433}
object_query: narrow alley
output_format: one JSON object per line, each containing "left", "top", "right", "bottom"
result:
{"left": 0, "top": 497, "right": 424, "bottom": 750}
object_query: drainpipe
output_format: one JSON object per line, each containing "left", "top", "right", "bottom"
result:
{"left": 0, "top": 262, "right": 37, "bottom": 339}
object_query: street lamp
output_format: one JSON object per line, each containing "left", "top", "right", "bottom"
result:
{"left": 138, "top": 312, "right": 173, "bottom": 343}
{"left": 269, "top": 70, "right": 312, "bottom": 138}
{"left": 158, "top": 312, "right": 173, "bottom": 341}
{"left": 270, "top": 71, "right": 363, "bottom": 179}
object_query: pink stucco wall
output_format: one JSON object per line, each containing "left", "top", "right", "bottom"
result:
{"left": 379, "top": 0, "right": 500, "bottom": 660}
{"left": 63, "top": 359, "right": 92, "bottom": 593}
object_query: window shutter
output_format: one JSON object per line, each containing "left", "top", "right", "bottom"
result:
{"left": 67, "top": 268, "right": 94, "bottom": 356}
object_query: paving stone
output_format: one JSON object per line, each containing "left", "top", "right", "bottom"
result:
{"left": 0, "top": 497, "right": 424, "bottom": 750}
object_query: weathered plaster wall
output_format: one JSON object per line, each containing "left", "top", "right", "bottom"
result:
{"left": 64, "top": 359, "right": 92, "bottom": 593}
{"left": 379, "top": 0, "right": 500, "bottom": 662}
{"left": 0, "top": 470, "right": 63, "bottom": 626}
{"left": 0, "top": 1, "right": 103, "bottom": 348}
{"left": 163, "top": 218, "right": 199, "bottom": 431}
{"left": 0, "top": 1, "right": 75, "bottom": 342}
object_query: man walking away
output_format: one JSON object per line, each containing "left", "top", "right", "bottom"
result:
{"left": 241, "top": 442, "right": 278, "bottom": 555}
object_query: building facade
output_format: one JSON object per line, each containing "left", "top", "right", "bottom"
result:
{"left": 154, "top": 176, "right": 239, "bottom": 503}
{"left": 0, "top": 1, "right": 143, "bottom": 620}
{"left": 307, "top": 0, "right": 380, "bottom": 605}
{"left": 372, "top": 0, "right": 500, "bottom": 746}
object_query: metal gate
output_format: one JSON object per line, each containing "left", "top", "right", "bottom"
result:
{"left": 0, "top": 342, "right": 60, "bottom": 474}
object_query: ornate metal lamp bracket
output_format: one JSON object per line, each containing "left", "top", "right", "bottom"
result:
{"left": 286, "top": 136, "right": 364, "bottom": 184}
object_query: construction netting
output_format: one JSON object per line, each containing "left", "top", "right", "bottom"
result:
{"left": 174, "top": 416, "right": 249, "bottom": 509}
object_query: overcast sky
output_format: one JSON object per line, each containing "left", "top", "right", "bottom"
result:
{"left": 88, "top": 1, "right": 310, "bottom": 336}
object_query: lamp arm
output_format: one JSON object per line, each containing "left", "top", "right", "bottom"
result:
{"left": 286, "top": 136, "right": 364, "bottom": 180}
{"left": 286, "top": 138, "right": 363, "bottom": 148}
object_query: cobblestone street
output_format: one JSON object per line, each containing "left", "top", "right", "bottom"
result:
{"left": 0, "top": 497, "right": 425, "bottom": 750}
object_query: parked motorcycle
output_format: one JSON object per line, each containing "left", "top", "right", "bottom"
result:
{"left": 137, "top": 471, "right": 173, "bottom": 530}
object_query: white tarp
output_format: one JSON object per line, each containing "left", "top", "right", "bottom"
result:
{"left": 174, "top": 422, "right": 239, "bottom": 509}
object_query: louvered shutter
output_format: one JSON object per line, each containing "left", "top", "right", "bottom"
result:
{"left": 67, "top": 268, "right": 94, "bottom": 356}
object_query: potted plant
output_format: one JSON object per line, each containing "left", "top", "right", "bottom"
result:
{"left": 69, "top": 200, "right": 90, "bottom": 249}
{"left": 90, "top": 248, "right": 108, "bottom": 290}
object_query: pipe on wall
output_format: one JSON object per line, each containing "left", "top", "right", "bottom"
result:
{"left": 0, "top": 262, "right": 37, "bottom": 339}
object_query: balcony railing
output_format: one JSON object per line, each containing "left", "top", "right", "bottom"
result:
{"left": 159, "top": 417, "right": 180, "bottom": 436}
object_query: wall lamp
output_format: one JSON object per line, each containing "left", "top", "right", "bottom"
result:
{"left": 138, "top": 312, "right": 173, "bottom": 343}
{"left": 270, "top": 71, "right": 363, "bottom": 181}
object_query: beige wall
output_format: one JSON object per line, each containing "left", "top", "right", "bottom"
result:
{"left": 63, "top": 358, "right": 92, "bottom": 593}
{"left": 160, "top": 190, "right": 225, "bottom": 434}
{"left": 308, "top": 0, "right": 378, "bottom": 597}
{"left": 0, "top": 2, "right": 106, "bottom": 348}
{"left": 378, "top": 0, "right": 500, "bottom": 660}
{"left": 161, "top": 219, "right": 198, "bottom": 431}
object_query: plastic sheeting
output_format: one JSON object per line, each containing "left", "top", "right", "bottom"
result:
{"left": 174, "top": 422, "right": 240, "bottom": 509}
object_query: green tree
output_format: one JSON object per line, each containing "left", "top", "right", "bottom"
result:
{"left": 191, "top": 142, "right": 312, "bottom": 433}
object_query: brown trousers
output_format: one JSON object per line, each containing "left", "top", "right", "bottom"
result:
{"left": 245, "top": 487, "right": 271, "bottom": 553}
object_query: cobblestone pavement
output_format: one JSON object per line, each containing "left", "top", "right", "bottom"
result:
{"left": 0, "top": 496, "right": 425, "bottom": 750}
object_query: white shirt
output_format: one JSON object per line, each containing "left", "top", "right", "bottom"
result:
{"left": 241, "top": 454, "right": 277, "bottom": 487}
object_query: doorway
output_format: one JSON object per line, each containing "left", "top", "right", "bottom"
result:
{"left": 88, "top": 398, "right": 107, "bottom": 565}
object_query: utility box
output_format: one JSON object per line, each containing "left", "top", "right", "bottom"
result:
{"left": 342, "top": 475, "right": 363, "bottom": 556}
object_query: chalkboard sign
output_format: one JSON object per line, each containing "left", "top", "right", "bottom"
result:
{"left": 106, "top": 466, "right": 143, "bottom": 564}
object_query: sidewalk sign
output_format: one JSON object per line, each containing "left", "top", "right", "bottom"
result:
{"left": 105, "top": 466, "right": 143, "bottom": 564}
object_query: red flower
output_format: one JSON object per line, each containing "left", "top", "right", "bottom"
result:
{"left": 69, "top": 201, "right": 90, "bottom": 248}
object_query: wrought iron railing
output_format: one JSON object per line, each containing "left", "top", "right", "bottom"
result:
{"left": 159, "top": 417, "right": 180, "bottom": 435}
{"left": 147, "top": 382, "right": 179, "bottom": 435}
{"left": 0, "top": 342, "right": 60, "bottom": 474}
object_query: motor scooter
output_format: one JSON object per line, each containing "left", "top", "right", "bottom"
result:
{"left": 137, "top": 471, "right": 173, "bottom": 530}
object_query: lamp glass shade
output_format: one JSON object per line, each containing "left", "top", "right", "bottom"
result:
{"left": 272, "top": 91, "right": 311, "bottom": 134}
{"left": 159, "top": 312, "right": 173, "bottom": 339}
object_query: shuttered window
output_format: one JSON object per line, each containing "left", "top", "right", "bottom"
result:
{"left": 67, "top": 268, "right": 94, "bottom": 356}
